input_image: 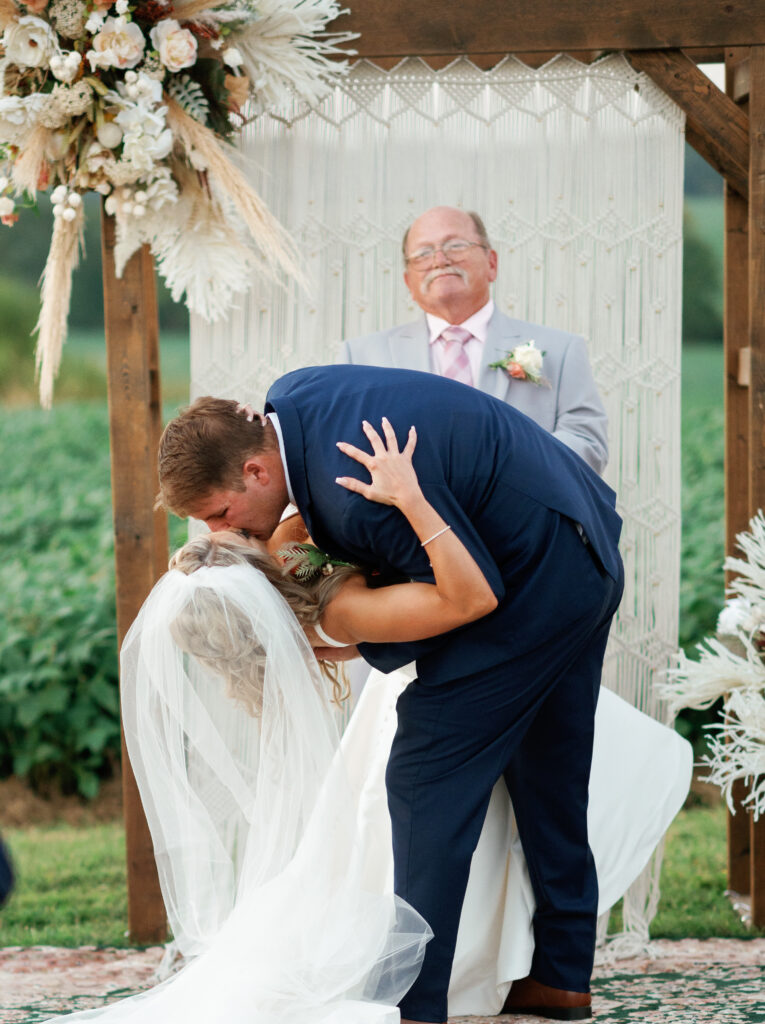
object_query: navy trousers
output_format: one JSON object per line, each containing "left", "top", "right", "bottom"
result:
{"left": 387, "top": 517, "right": 624, "bottom": 1023}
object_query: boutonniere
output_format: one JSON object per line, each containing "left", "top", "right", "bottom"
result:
{"left": 489, "top": 341, "right": 549, "bottom": 386}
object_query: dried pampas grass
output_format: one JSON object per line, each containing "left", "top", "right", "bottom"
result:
{"left": 12, "top": 124, "right": 51, "bottom": 194}
{"left": 174, "top": 0, "right": 230, "bottom": 22}
{"left": 35, "top": 205, "right": 85, "bottom": 409}
{"left": 165, "top": 95, "right": 303, "bottom": 286}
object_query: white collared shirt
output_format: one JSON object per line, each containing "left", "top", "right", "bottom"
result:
{"left": 426, "top": 298, "right": 494, "bottom": 384}
{"left": 266, "top": 411, "right": 296, "bottom": 507}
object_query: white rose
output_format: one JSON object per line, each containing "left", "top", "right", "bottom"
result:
{"left": 87, "top": 17, "right": 145, "bottom": 71}
{"left": 0, "top": 93, "right": 46, "bottom": 145}
{"left": 150, "top": 19, "right": 197, "bottom": 73}
{"left": 3, "top": 16, "right": 57, "bottom": 69}
{"left": 512, "top": 341, "right": 543, "bottom": 376}
{"left": 0, "top": 196, "right": 15, "bottom": 217}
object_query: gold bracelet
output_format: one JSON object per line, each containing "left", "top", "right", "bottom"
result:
{"left": 421, "top": 525, "right": 452, "bottom": 547}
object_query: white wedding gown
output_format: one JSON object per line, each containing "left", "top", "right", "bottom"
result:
{"left": 340, "top": 666, "right": 693, "bottom": 1017}
{"left": 42, "top": 563, "right": 691, "bottom": 1024}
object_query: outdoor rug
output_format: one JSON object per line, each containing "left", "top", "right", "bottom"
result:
{"left": 2, "top": 939, "right": 764, "bottom": 1023}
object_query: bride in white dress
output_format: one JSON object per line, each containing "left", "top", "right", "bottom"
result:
{"left": 42, "top": 420, "right": 691, "bottom": 1023}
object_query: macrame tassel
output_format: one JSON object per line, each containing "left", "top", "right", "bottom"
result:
{"left": 165, "top": 96, "right": 303, "bottom": 288}
{"left": 34, "top": 204, "right": 84, "bottom": 409}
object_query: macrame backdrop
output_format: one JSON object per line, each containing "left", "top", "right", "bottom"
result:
{"left": 190, "top": 53, "right": 685, "bottom": 951}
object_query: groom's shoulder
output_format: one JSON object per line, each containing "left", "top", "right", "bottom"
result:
{"left": 269, "top": 363, "right": 430, "bottom": 393}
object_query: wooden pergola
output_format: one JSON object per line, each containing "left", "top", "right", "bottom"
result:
{"left": 107, "top": 0, "right": 765, "bottom": 941}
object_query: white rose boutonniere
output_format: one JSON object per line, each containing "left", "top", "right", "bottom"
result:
{"left": 490, "top": 340, "right": 549, "bottom": 386}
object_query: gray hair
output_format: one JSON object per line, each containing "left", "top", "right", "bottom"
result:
{"left": 402, "top": 210, "right": 491, "bottom": 260}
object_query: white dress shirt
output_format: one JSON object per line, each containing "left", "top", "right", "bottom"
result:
{"left": 426, "top": 298, "right": 495, "bottom": 384}
{"left": 266, "top": 411, "right": 296, "bottom": 507}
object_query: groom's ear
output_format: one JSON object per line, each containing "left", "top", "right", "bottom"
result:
{"left": 242, "top": 454, "right": 277, "bottom": 487}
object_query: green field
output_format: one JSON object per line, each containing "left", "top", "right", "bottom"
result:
{"left": 0, "top": 802, "right": 755, "bottom": 947}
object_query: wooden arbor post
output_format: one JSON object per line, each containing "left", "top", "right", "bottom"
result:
{"left": 101, "top": 207, "right": 168, "bottom": 943}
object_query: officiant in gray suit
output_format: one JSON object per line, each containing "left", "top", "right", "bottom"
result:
{"left": 338, "top": 206, "right": 608, "bottom": 476}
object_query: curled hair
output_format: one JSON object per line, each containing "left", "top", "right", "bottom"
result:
{"left": 169, "top": 534, "right": 356, "bottom": 714}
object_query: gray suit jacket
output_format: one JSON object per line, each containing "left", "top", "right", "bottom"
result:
{"left": 338, "top": 310, "right": 609, "bottom": 474}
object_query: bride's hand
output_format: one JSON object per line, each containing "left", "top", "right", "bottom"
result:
{"left": 336, "top": 418, "right": 419, "bottom": 508}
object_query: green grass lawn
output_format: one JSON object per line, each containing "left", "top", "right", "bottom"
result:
{"left": 1, "top": 803, "right": 758, "bottom": 948}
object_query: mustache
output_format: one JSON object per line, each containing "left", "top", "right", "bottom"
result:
{"left": 422, "top": 266, "right": 468, "bottom": 292}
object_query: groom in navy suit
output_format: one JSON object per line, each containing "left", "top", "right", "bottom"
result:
{"left": 158, "top": 364, "right": 623, "bottom": 1024}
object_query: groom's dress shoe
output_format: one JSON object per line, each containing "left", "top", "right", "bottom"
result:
{"left": 501, "top": 976, "right": 592, "bottom": 1020}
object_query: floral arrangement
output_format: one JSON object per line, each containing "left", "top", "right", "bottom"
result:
{"left": 489, "top": 340, "right": 548, "bottom": 386}
{"left": 0, "top": 0, "right": 354, "bottom": 405}
{"left": 659, "top": 511, "right": 765, "bottom": 820}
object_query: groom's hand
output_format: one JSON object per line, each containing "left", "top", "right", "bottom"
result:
{"left": 314, "top": 645, "right": 360, "bottom": 662}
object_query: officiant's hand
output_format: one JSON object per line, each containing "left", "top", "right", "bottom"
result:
{"left": 336, "top": 418, "right": 419, "bottom": 509}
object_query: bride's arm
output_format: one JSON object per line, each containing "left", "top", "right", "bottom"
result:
{"left": 321, "top": 419, "right": 497, "bottom": 645}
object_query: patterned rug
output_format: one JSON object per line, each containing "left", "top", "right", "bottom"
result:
{"left": 2, "top": 939, "right": 765, "bottom": 1023}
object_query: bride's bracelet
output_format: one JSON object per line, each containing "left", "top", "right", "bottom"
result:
{"left": 421, "top": 525, "right": 452, "bottom": 547}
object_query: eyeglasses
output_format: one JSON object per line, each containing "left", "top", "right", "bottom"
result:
{"left": 405, "top": 239, "right": 488, "bottom": 268}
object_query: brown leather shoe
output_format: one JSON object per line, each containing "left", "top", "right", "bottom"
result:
{"left": 500, "top": 975, "right": 592, "bottom": 1020}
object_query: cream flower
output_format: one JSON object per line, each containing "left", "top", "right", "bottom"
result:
{"left": 87, "top": 16, "right": 145, "bottom": 71}
{"left": 3, "top": 15, "right": 57, "bottom": 68}
{"left": 0, "top": 196, "right": 15, "bottom": 217}
{"left": 510, "top": 341, "right": 544, "bottom": 377}
{"left": 150, "top": 18, "right": 197, "bottom": 73}
{"left": 0, "top": 92, "right": 47, "bottom": 144}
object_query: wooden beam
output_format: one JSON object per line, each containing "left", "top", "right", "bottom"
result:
{"left": 748, "top": 45, "right": 765, "bottom": 928}
{"left": 101, "top": 207, "right": 168, "bottom": 944}
{"left": 330, "top": 1, "right": 765, "bottom": 58}
{"left": 626, "top": 50, "right": 749, "bottom": 199}
{"left": 724, "top": 51, "right": 751, "bottom": 895}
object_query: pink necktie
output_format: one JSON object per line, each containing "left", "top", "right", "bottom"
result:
{"left": 438, "top": 326, "right": 473, "bottom": 386}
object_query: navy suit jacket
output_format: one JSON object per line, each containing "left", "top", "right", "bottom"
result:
{"left": 266, "top": 365, "right": 621, "bottom": 684}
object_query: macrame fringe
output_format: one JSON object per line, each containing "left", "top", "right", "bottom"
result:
{"left": 34, "top": 204, "right": 85, "bottom": 409}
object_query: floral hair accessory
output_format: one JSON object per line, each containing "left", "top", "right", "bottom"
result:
{"left": 489, "top": 341, "right": 549, "bottom": 386}
{"left": 277, "top": 542, "right": 354, "bottom": 580}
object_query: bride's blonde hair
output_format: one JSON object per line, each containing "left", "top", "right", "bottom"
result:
{"left": 169, "top": 534, "right": 355, "bottom": 714}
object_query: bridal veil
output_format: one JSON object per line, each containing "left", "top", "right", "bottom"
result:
{"left": 46, "top": 563, "right": 430, "bottom": 1024}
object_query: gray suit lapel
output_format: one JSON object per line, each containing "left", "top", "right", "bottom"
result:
{"left": 387, "top": 318, "right": 431, "bottom": 374}
{"left": 478, "top": 311, "right": 524, "bottom": 399}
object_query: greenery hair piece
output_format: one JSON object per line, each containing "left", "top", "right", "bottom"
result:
{"left": 277, "top": 542, "right": 354, "bottom": 581}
